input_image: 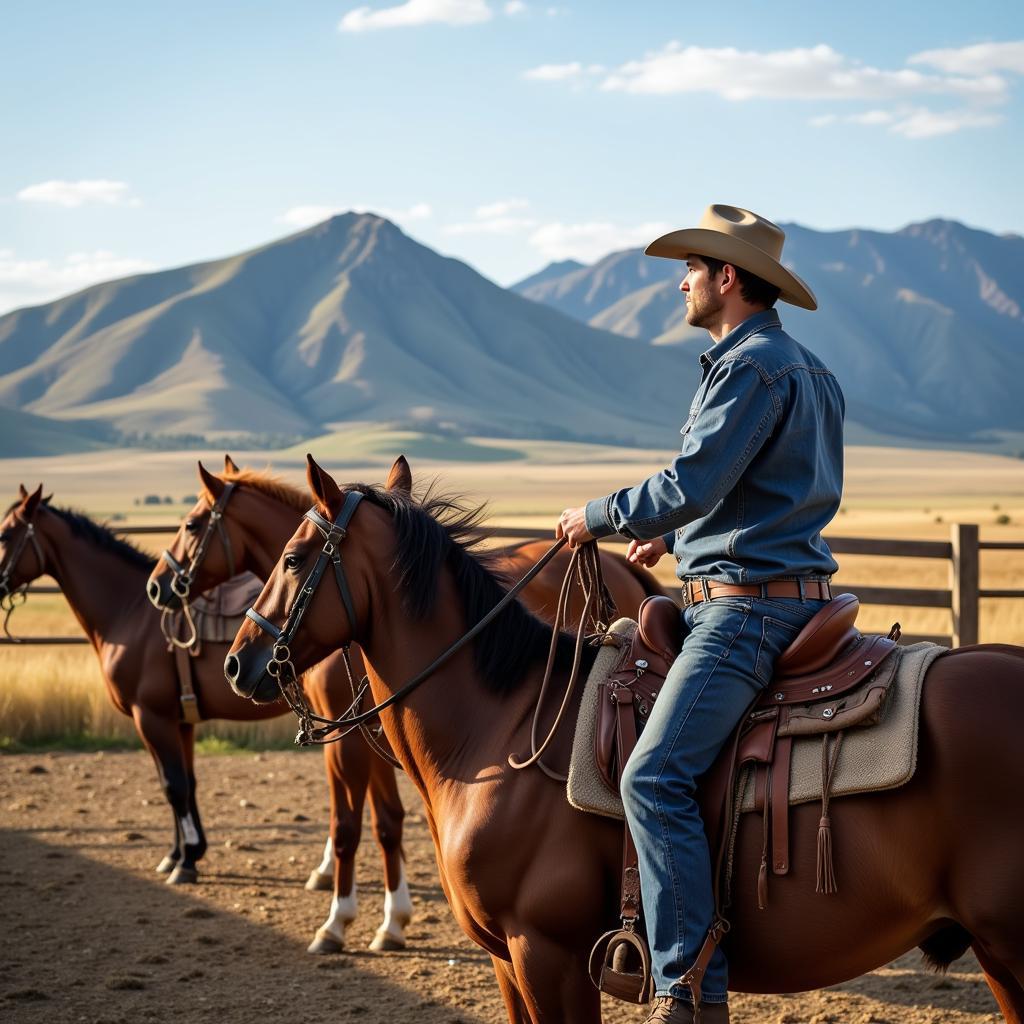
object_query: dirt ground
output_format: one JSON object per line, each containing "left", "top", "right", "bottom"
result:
{"left": 0, "top": 750, "right": 1001, "bottom": 1024}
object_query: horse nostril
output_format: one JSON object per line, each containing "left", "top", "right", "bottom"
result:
{"left": 224, "top": 653, "right": 240, "bottom": 682}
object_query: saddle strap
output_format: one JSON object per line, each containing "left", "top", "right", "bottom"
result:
{"left": 613, "top": 684, "right": 643, "bottom": 926}
{"left": 771, "top": 735, "right": 793, "bottom": 877}
{"left": 173, "top": 644, "right": 202, "bottom": 725}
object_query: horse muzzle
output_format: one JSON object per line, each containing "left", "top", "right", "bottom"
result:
{"left": 224, "top": 644, "right": 281, "bottom": 704}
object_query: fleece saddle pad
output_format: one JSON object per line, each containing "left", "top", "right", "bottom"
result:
{"left": 566, "top": 624, "right": 947, "bottom": 822}
{"left": 176, "top": 572, "right": 264, "bottom": 644}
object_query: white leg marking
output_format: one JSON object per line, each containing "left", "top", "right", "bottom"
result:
{"left": 318, "top": 886, "right": 358, "bottom": 943}
{"left": 316, "top": 835, "right": 335, "bottom": 876}
{"left": 180, "top": 813, "right": 200, "bottom": 846}
{"left": 374, "top": 863, "right": 413, "bottom": 946}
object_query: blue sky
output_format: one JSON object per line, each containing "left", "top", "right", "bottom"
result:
{"left": 1, "top": 0, "right": 1022, "bottom": 313}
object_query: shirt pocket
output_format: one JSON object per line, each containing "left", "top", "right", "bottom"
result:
{"left": 754, "top": 616, "right": 803, "bottom": 686}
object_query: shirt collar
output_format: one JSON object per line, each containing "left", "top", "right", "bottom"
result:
{"left": 698, "top": 308, "right": 782, "bottom": 370}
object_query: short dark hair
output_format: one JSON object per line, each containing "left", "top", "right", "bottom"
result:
{"left": 699, "top": 255, "right": 781, "bottom": 308}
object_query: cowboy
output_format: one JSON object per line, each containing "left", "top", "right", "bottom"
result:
{"left": 556, "top": 205, "right": 844, "bottom": 1024}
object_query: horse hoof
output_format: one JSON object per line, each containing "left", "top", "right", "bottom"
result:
{"left": 304, "top": 869, "right": 334, "bottom": 892}
{"left": 307, "top": 931, "right": 344, "bottom": 955}
{"left": 166, "top": 865, "right": 198, "bottom": 885}
{"left": 155, "top": 856, "right": 179, "bottom": 874}
{"left": 369, "top": 929, "right": 406, "bottom": 953}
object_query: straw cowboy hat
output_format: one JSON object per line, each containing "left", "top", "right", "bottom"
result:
{"left": 645, "top": 204, "right": 817, "bottom": 310}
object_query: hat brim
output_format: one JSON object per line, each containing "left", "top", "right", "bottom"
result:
{"left": 645, "top": 227, "right": 817, "bottom": 311}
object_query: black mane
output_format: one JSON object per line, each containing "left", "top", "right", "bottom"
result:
{"left": 49, "top": 505, "right": 157, "bottom": 573}
{"left": 350, "top": 483, "right": 578, "bottom": 695}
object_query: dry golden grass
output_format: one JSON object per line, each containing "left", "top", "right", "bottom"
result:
{"left": 2, "top": 442, "right": 1023, "bottom": 747}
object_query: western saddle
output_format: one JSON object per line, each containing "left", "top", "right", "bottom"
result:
{"left": 589, "top": 592, "right": 900, "bottom": 1006}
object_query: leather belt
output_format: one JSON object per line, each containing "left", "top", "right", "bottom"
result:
{"left": 682, "top": 579, "right": 832, "bottom": 608}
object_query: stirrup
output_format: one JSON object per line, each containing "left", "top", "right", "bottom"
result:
{"left": 588, "top": 926, "right": 655, "bottom": 1004}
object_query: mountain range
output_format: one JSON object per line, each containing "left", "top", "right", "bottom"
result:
{"left": 1, "top": 214, "right": 1022, "bottom": 456}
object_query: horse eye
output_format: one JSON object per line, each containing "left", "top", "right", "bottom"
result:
{"left": 185, "top": 518, "right": 201, "bottom": 534}
{"left": 0, "top": 530, "right": 9, "bottom": 544}
{"left": 284, "top": 553, "right": 301, "bottom": 571}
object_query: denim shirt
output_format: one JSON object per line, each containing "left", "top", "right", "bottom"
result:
{"left": 584, "top": 309, "right": 844, "bottom": 583}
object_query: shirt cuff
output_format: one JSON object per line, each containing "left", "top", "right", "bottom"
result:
{"left": 584, "top": 496, "right": 618, "bottom": 540}
{"left": 661, "top": 531, "right": 676, "bottom": 556}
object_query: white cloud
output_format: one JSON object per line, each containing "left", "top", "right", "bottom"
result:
{"left": 444, "top": 198, "right": 535, "bottom": 236}
{"left": 339, "top": 0, "right": 491, "bottom": 32}
{"left": 523, "top": 61, "right": 584, "bottom": 81}
{"left": 475, "top": 198, "right": 529, "bottom": 218}
{"left": 889, "top": 107, "right": 1004, "bottom": 139}
{"left": 597, "top": 43, "right": 1007, "bottom": 101}
{"left": 504, "top": 1, "right": 526, "bottom": 13}
{"left": 16, "top": 179, "right": 141, "bottom": 208}
{"left": 909, "top": 40, "right": 1024, "bottom": 76}
{"left": 277, "top": 202, "right": 432, "bottom": 229}
{"left": 528, "top": 220, "right": 672, "bottom": 264}
{"left": 809, "top": 104, "right": 1003, "bottom": 138}
{"left": 0, "top": 250, "right": 156, "bottom": 314}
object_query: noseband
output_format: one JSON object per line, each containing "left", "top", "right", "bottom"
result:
{"left": 158, "top": 482, "right": 238, "bottom": 648}
{"left": 0, "top": 512, "right": 45, "bottom": 641}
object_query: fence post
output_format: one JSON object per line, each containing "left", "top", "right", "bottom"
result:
{"left": 950, "top": 523, "right": 979, "bottom": 647}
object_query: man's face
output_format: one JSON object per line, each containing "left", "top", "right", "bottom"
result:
{"left": 680, "top": 256, "right": 723, "bottom": 329}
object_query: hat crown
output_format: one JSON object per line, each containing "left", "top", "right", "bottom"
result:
{"left": 698, "top": 204, "right": 785, "bottom": 262}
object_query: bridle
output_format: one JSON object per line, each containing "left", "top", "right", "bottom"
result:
{"left": 158, "top": 482, "right": 238, "bottom": 648}
{"left": 0, "top": 510, "right": 45, "bottom": 641}
{"left": 242, "top": 489, "right": 609, "bottom": 778}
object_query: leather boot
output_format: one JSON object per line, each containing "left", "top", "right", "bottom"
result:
{"left": 643, "top": 996, "right": 730, "bottom": 1023}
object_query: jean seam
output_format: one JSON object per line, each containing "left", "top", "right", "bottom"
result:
{"left": 650, "top": 602, "right": 751, "bottom": 982}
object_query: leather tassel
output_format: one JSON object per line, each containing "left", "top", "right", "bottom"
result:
{"left": 816, "top": 815, "right": 837, "bottom": 894}
{"left": 757, "top": 857, "right": 768, "bottom": 910}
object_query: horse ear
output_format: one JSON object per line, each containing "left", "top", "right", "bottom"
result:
{"left": 306, "top": 454, "right": 343, "bottom": 515}
{"left": 18, "top": 484, "right": 28, "bottom": 499}
{"left": 197, "top": 461, "right": 225, "bottom": 500}
{"left": 223, "top": 454, "right": 240, "bottom": 475}
{"left": 21, "top": 484, "right": 44, "bottom": 519}
{"left": 386, "top": 455, "right": 412, "bottom": 494}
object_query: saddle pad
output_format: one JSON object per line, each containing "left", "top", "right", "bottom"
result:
{"left": 567, "top": 634, "right": 947, "bottom": 821}
{"left": 174, "top": 572, "right": 264, "bottom": 645}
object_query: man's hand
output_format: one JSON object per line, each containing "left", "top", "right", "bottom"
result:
{"left": 626, "top": 536, "right": 668, "bottom": 568}
{"left": 556, "top": 506, "right": 594, "bottom": 548}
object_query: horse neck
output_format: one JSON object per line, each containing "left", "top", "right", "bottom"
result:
{"left": 234, "top": 491, "right": 304, "bottom": 580}
{"left": 361, "top": 564, "right": 534, "bottom": 795}
{"left": 38, "top": 512, "right": 150, "bottom": 647}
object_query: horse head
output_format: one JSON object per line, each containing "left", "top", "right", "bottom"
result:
{"left": 146, "top": 458, "right": 247, "bottom": 610}
{"left": 224, "top": 454, "right": 407, "bottom": 703}
{"left": 0, "top": 484, "right": 48, "bottom": 599}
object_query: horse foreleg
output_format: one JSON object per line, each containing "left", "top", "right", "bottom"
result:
{"left": 492, "top": 954, "right": 531, "bottom": 1024}
{"left": 307, "top": 740, "right": 365, "bottom": 955}
{"left": 179, "top": 723, "right": 208, "bottom": 863}
{"left": 366, "top": 750, "right": 411, "bottom": 952}
{"left": 508, "top": 932, "right": 602, "bottom": 1024}
{"left": 305, "top": 742, "right": 340, "bottom": 892}
{"left": 132, "top": 705, "right": 202, "bottom": 885}
{"left": 974, "top": 943, "right": 1024, "bottom": 1024}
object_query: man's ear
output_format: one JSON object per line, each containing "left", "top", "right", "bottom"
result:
{"left": 21, "top": 484, "right": 44, "bottom": 519}
{"left": 306, "top": 454, "right": 343, "bottom": 517}
{"left": 224, "top": 454, "right": 240, "bottom": 475}
{"left": 197, "top": 461, "right": 225, "bottom": 501}
{"left": 386, "top": 455, "right": 412, "bottom": 494}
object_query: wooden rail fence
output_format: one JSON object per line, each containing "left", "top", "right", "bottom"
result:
{"left": 5, "top": 522, "right": 1023, "bottom": 648}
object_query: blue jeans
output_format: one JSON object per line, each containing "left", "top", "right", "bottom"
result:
{"left": 620, "top": 595, "right": 828, "bottom": 1002}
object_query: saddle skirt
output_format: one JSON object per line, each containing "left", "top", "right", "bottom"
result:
{"left": 569, "top": 602, "right": 942, "bottom": 827}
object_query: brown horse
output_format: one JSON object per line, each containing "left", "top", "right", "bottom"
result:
{"left": 146, "top": 456, "right": 664, "bottom": 955}
{"left": 225, "top": 455, "right": 1024, "bottom": 1024}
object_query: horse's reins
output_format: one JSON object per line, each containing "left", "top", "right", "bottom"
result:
{"left": 243, "top": 492, "right": 599, "bottom": 765}
{"left": 0, "top": 511, "right": 45, "bottom": 641}
{"left": 158, "top": 482, "right": 238, "bottom": 649}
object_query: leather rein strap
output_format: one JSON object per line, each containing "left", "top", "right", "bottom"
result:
{"left": 159, "top": 482, "right": 238, "bottom": 649}
{"left": 244, "top": 491, "right": 571, "bottom": 747}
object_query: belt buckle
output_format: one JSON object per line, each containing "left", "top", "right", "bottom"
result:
{"left": 682, "top": 584, "right": 693, "bottom": 608}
